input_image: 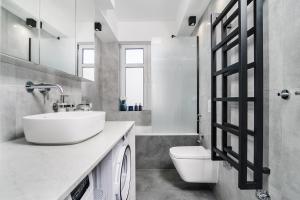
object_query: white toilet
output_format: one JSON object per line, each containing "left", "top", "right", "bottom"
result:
{"left": 169, "top": 146, "right": 219, "bottom": 183}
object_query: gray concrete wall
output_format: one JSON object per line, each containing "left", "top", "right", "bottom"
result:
{"left": 0, "top": 56, "right": 82, "bottom": 142}
{"left": 196, "top": 0, "right": 300, "bottom": 199}
{"left": 82, "top": 37, "right": 152, "bottom": 126}
{"left": 267, "top": 0, "right": 300, "bottom": 199}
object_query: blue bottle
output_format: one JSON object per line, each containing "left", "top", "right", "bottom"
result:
{"left": 128, "top": 106, "right": 134, "bottom": 111}
{"left": 134, "top": 103, "right": 139, "bottom": 111}
{"left": 120, "top": 99, "right": 127, "bottom": 111}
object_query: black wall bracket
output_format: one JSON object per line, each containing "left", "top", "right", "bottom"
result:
{"left": 211, "top": 0, "right": 270, "bottom": 190}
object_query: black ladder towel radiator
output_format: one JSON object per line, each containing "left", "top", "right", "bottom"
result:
{"left": 210, "top": 0, "right": 270, "bottom": 190}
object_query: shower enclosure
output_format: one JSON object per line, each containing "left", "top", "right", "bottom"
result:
{"left": 151, "top": 37, "right": 198, "bottom": 133}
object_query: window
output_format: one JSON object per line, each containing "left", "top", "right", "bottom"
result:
{"left": 82, "top": 49, "right": 95, "bottom": 65}
{"left": 82, "top": 68, "right": 95, "bottom": 81}
{"left": 120, "top": 44, "right": 150, "bottom": 108}
{"left": 78, "top": 44, "right": 95, "bottom": 81}
{"left": 125, "top": 67, "right": 144, "bottom": 105}
{"left": 125, "top": 48, "right": 144, "bottom": 64}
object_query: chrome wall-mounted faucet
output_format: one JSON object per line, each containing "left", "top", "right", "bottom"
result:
{"left": 25, "top": 81, "right": 64, "bottom": 94}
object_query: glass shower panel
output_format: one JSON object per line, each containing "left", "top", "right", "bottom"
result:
{"left": 151, "top": 37, "right": 197, "bottom": 133}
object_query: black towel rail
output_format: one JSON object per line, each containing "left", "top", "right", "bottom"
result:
{"left": 211, "top": 0, "right": 270, "bottom": 190}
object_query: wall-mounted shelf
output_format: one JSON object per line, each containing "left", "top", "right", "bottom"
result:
{"left": 211, "top": 0, "right": 270, "bottom": 190}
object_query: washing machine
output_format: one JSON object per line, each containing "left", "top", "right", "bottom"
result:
{"left": 93, "top": 135, "right": 131, "bottom": 200}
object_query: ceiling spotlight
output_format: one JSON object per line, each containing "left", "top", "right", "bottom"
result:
{"left": 26, "top": 18, "right": 37, "bottom": 28}
{"left": 188, "top": 16, "right": 196, "bottom": 26}
{"left": 95, "top": 22, "right": 102, "bottom": 31}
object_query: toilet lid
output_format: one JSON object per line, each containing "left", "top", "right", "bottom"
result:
{"left": 170, "top": 146, "right": 211, "bottom": 159}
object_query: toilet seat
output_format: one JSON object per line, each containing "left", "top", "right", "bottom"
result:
{"left": 170, "top": 146, "right": 210, "bottom": 159}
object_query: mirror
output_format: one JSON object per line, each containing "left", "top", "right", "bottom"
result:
{"left": 76, "top": 0, "right": 95, "bottom": 80}
{"left": 40, "top": 0, "right": 76, "bottom": 75}
{"left": 0, "top": 0, "right": 40, "bottom": 63}
{"left": 0, "top": 0, "right": 95, "bottom": 79}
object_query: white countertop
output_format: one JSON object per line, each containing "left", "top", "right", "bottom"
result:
{"left": 0, "top": 121, "right": 134, "bottom": 200}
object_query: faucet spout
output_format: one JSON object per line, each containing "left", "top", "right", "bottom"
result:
{"left": 25, "top": 81, "right": 64, "bottom": 94}
{"left": 53, "top": 84, "right": 64, "bottom": 94}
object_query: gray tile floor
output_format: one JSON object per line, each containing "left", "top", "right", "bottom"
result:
{"left": 136, "top": 169, "right": 217, "bottom": 200}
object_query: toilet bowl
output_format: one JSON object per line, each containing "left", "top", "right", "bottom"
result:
{"left": 169, "top": 146, "right": 219, "bottom": 183}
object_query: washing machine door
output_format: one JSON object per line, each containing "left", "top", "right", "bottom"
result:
{"left": 114, "top": 145, "right": 131, "bottom": 200}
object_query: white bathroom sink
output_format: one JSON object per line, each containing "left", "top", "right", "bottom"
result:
{"left": 23, "top": 111, "right": 106, "bottom": 144}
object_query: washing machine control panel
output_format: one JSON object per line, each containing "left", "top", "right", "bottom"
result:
{"left": 71, "top": 176, "right": 90, "bottom": 200}
{"left": 65, "top": 174, "right": 94, "bottom": 200}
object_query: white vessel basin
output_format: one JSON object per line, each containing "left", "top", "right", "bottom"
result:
{"left": 23, "top": 111, "right": 106, "bottom": 144}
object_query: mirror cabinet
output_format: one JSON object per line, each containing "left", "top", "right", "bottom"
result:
{"left": 0, "top": 0, "right": 95, "bottom": 79}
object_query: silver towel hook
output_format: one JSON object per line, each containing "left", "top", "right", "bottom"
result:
{"left": 278, "top": 89, "right": 290, "bottom": 100}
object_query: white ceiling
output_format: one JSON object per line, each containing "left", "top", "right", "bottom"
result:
{"left": 95, "top": 0, "right": 211, "bottom": 42}
{"left": 114, "top": 0, "right": 183, "bottom": 21}
{"left": 177, "top": 0, "right": 211, "bottom": 36}
{"left": 77, "top": 0, "right": 95, "bottom": 22}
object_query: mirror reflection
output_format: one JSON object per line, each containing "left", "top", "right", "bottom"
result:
{"left": 0, "top": 0, "right": 96, "bottom": 79}
{"left": 40, "top": 0, "right": 76, "bottom": 75}
{"left": 76, "top": 0, "right": 95, "bottom": 80}
{"left": 1, "top": 0, "right": 39, "bottom": 63}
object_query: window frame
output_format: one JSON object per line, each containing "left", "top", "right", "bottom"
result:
{"left": 120, "top": 44, "right": 151, "bottom": 109}
{"left": 77, "top": 43, "right": 95, "bottom": 81}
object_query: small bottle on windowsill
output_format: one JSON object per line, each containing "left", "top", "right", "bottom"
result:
{"left": 134, "top": 103, "right": 139, "bottom": 111}
{"left": 119, "top": 98, "right": 127, "bottom": 111}
{"left": 138, "top": 103, "right": 143, "bottom": 111}
{"left": 128, "top": 106, "right": 133, "bottom": 111}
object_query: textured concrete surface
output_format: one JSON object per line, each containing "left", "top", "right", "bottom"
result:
{"left": 267, "top": 1, "right": 300, "bottom": 199}
{"left": 136, "top": 169, "right": 216, "bottom": 200}
{"left": 106, "top": 110, "right": 151, "bottom": 126}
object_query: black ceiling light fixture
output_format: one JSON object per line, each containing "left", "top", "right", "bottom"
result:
{"left": 188, "top": 16, "right": 196, "bottom": 26}
{"left": 26, "top": 18, "right": 37, "bottom": 28}
{"left": 95, "top": 22, "right": 102, "bottom": 31}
